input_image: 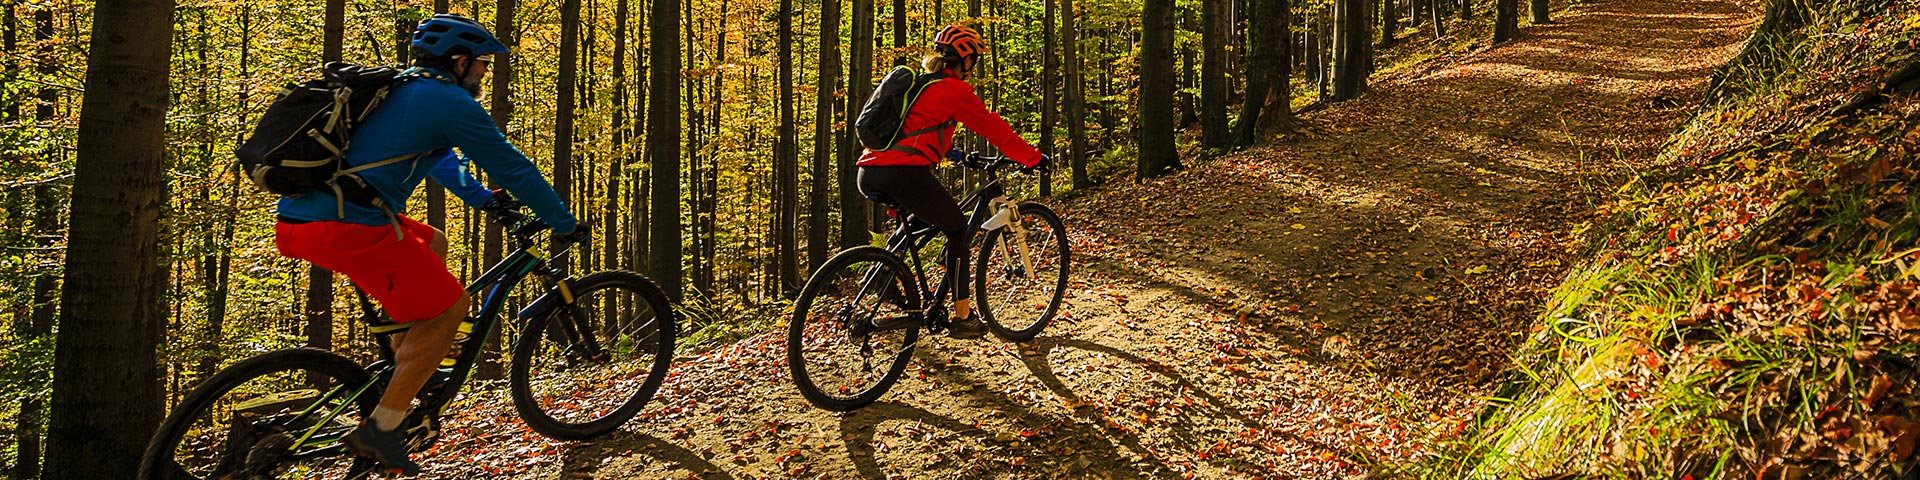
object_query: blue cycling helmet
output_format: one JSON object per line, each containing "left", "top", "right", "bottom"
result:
{"left": 411, "top": 14, "right": 508, "bottom": 58}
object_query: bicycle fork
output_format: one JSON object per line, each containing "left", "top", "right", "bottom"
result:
{"left": 982, "top": 196, "right": 1037, "bottom": 281}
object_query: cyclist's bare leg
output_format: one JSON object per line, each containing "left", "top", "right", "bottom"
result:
{"left": 375, "top": 230, "right": 467, "bottom": 425}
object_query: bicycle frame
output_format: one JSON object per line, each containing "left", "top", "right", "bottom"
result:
{"left": 875, "top": 161, "right": 1034, "bottom": 328}
{"left": 271, "top": 228, "right": 585, "bottom": 459}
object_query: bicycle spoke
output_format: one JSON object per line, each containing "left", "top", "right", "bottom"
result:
{"left": 790, "top": 249, "right": 918, "bottom": 409}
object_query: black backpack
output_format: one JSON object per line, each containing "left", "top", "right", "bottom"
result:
{"left": 854, "top": 66, "right": 949, "bottom": 156}
{"left": 235, "top": 62, "right": 435, "bottom": 210}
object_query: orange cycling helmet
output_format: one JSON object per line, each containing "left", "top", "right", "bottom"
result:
{"left": 932, "top": 25, "right": 985, "bottom": 66}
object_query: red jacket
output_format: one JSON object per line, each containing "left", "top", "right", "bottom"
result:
{"left": 856, "top": 69, "right": 1044, "bottom": 168}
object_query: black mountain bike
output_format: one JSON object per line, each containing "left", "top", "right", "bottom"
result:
{"left": 139, "top": 198, "right": 676, "bottom": 479}
{"left": 787, "top": 153, "right": 1071, "bottom": 411}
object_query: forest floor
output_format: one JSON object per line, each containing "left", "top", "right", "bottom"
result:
{"left": 417, "top": 0, "right": 1756, "bottom": 477}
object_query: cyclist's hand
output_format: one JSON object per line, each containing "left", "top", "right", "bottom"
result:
{"left": 556, "top": 221, "right": 592, "bottom": 244}
{"left": 945, "top": 149, "right": 968, "bottom": 163}
{"left": 1021, "top": 155, "right": 1052, "bottom": 174}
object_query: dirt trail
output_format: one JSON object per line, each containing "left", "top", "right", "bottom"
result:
{"left": 420, "top": 1, "right": 1755, "bottom": 477}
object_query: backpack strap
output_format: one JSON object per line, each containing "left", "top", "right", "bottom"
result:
{"left": 324, "top": 151, "right": 430, "bottom": 239}
{"left": 885, "top": 73, "right": 955, "bottom": 160}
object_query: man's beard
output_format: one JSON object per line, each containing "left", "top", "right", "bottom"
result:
{"left": 461, "top": 78, "right": 483, "bottom": 98}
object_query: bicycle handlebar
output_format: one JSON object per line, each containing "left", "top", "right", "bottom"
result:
{"left": 480, "top": 193, "right": 581, "bottom": 247}
{"left": 954, "top": 151, "right": 1035, "bottom": 174}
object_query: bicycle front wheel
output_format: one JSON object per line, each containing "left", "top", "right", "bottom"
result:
{"left": 509, "top": 270, "right": 676, "bottom": 441}
{"left": 139, "top": 348, "right": 380, "bottom": 480}
{"left": 788, "top": 246, "right": 921, "bottom": 411}
{"left": 975, "top": 201, "right": 1071, "bottom": 342}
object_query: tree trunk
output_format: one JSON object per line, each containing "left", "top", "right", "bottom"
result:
{"left": 43, "top": 0, "right": 172, "bottom": 477}
{"left": 1138, "top": 0, "right": 1180, "bottom": 179}
{"left": 1305, "top": 15, "right": 1322, "bottom": 100}
{"left": 15, "top": 185, "right": 59, "bottom": 480}
{"left": 1381, "top": 0, "right": 1399, "bottom": 48}
{"left": 425, "top": 0, "right": 447, "bottom": 230}
{"left": 608, "top": 0, "right": 628, "bottom": 275}
{"left": 555, "top": 0, "right": 579, "bottom": 255}
{"left": 1431, "top": 0, "right": 1447, "bottom": 38}
{"left": 1040, "top": 0, "right": 1056, "bottom": 196}
{"left": 840, "top": 0, "right": 875, "bottom": 248}
{"left": 13, "top": 7, "right": 58, "bottom": 477}
{"left": 892, "top": 0, "right": 906, "bottom": 64}
{"left": 305, "top": 0, "right": 344, "bottom": 354}
{"left": 1063, "top": 0, "right": 1090, "bottom": 189}
{"left": 777, "top": 0, "right": 799, "bottom": 293}
{"left": 811, "top": 0, "right": 840, "bottom": 271}
{"left": 1530, "top": 0, "right": 1549, "bottom": 24}
{"left": 1178, "top": 7, "right": 1198, "bottom": 129}
{"left": 1233, "top": 0, "right": 1290, "bottom": 145}
{"left": 1458, "top": 0, "right": 1471, "bottom": 20}
{"left": 648, "top": 0, "right": 683, "bottom": 300}
{"left": 1331, "top": 0, "right": 1368, "bottom": 101}
{"left": 1262, "top": 0, "right": 1292, "bottom": 132}
{"left": 477, "top": 0, "right": 516, "bottom": 381}
{"left": 1200, "top": 0, "right": 1228, "bottom": 149}
{"left": 1493, "top": 0, "right": 1518, "bottom": 42}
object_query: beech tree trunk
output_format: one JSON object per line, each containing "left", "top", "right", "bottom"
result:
{"left": 1233, "top": 0, "right": 1292, "bottom": 146}
{"left": 1381, "top": 0, "right": 1399, "bottom": 48}
{"left": 556, "top": 0, "right": 579, "bottom": 254}
{"left": 840, "top": 0, "right": 874, "bottom": 248}
{"left": 1494, "top": 0, "right": 1518, "bottom": 42}
{"left": 478, "top": 0, "right": 516, "bottom": 381}
{"left": 1138, "top": 0, "right": 1180, "bottom": 179}
{"left": 1200, "top": 0, "right": 1229, "bottom": 149}
{"left": 776, "top": 0, "right": 799, "bottom": 293}
{"left": 812, "top": 0, "right": 841, "bottom": 269}
{"left": 1531, "top": 0, "right": 1550, "bottom": 24}
{"left": 1040, "top": 0, "right": 1057, "bottom": 196}
{"left": 42, "top": 0, "right": 173, "bottom": 477}
{"left": 1331, "top": 0, "right": 1369, "bottom": 101}
{"left": 1063, "top": 0, "right": 1090, "bottom": 188}
{"left": 648, "top": 0, "right": 683, "bottom": 300}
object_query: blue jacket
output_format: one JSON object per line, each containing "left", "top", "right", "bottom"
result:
{"left": 277, "top": 68, "right": 578, "bottom": 234}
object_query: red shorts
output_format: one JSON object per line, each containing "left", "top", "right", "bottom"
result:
{"left": 275, "top": 216, "right": 463, "bottom": 323}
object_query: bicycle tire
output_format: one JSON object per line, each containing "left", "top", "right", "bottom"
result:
{"left": 139, "top": 348, "right": 378, "bottom": 480}
{"left": 788, "top": 246, "right": 922, "bottom": 411}
{"left": 975, "top": 201, "right": 1071, "bottom": 342}
{"left": 509, "top": 270, "right": 677, "bottom": 441}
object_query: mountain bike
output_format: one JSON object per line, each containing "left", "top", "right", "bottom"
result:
{"left": 138, "top": 197, "right": 677, "bottom": 479}
{"left": 787, "top": 152, "right": 1071, "bottom": 411}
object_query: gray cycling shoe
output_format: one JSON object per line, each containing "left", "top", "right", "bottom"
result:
{"left": 947, "top": 313, "right": 987, "bottom": 339}
{"left": 343, "top": 422, "right": 421, "bottom": 476}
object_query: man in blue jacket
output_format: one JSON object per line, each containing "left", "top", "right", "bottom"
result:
{"left": 273, "top": 14, "right": 577, "bottom": 474}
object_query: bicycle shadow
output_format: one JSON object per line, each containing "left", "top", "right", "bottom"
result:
{"left": 560, "top": 431, "right": 733, "bottom": 479}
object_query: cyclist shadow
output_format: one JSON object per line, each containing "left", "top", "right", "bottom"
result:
{"left": 1016, "top": 337, "right": 1357, "bottom": 467}
{"left": 561, "top": 431, "right": 733, "bottom": 479}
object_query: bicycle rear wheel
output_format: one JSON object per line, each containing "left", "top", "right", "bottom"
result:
{"left": 975, "top": 201, "right": 1071, "bottom": 342}
{"left": 788, "top": 246, "right": 921, "bottom": 411}
{"left": 139, "top": 348, "right": 380, "bottom": 480}
{"left": 509, "top": 270, "right": 676, "bottom": 441}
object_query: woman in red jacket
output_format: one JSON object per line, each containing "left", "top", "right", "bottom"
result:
{"left": 857, "top": 24, "right": 1048, "bottom": 339}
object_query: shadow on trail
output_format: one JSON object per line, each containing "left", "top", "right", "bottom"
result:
{"left": 563, "top": 432, "right": 733, "bottom": 480}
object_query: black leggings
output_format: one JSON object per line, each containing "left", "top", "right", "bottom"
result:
{"left": 857, "top": 166, "right": 969, "bottom": 302}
